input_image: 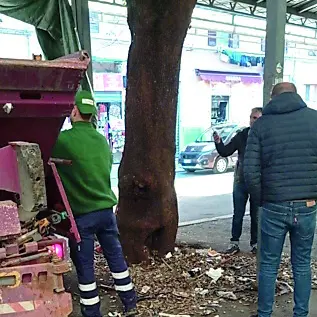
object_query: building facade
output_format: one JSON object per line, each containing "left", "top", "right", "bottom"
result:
{"left": 2, "top": 2, "right": 317, "bottom": 157}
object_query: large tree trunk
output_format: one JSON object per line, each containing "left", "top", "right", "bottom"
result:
{"left": 117, "top": 0, "right": 196, "bottom": 263}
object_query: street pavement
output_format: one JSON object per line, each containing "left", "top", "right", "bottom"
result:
{"left": 111, "top": 164, "right": 237, "bottom": 223}
{"left": 111, "top": 164, "right": 317, "bottom": 258}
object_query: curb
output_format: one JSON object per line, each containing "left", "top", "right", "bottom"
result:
{"left": 178, "top": 212, "right": 250, "bottom": 228}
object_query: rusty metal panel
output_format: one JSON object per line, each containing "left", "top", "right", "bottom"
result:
{"left": 0, "top": 262, "right": 72, "bottom": 316}
{"left": 0, "top": 51, "right": 90, "bottom": 92}
{"left": 0, "top": 202, "right": 21, "bottom": 238}
{"left": 49, "top": 162, "right": 81, "bottom": 243}
{"left": 24, "top": 243, "right": 39, "bottom": 255}
{"left": 0, "top": 147, "right": 20, "bottom": 194}
{"left": 0, "top": 51, "right": 90, "bottom": 167}
{"left": 0, "top": 293, "right": 72, "bottom": 316}
{"left": 4, "top": 245, "right": 19, "bottom": 257}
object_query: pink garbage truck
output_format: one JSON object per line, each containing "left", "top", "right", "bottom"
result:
{"left": 0, "top": 51, "right": 90, "bottom": 316}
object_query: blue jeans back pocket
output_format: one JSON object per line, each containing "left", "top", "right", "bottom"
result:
{"left": 294, "top": 207, "right": 317, "bottom": 240}
{"left": 261, "top": 204, "right": 288, "bottom": 238}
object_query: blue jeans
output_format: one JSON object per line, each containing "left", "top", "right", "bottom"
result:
{"left": 258, "top": 201, "right": 317, "bottom": 317}
{"left": 69, "top": 209, "right": 137, "bottom": 317}
{"left": 232, "top": 182, "right": 257, "bottom": 246}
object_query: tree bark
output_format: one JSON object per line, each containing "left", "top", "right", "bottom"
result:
{"left": 117, "top": 0, "right": 196, "bottom": 263}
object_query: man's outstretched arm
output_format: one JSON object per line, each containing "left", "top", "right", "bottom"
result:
{"left": 215, "top": 133, "right": 239, "bottom": 157}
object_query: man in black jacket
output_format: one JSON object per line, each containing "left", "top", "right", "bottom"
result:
{"left": 213, "top": 107, "right": 262, "bottom": 254}
{"left": 244, "top": 83, "right": 317, "bottom": 317}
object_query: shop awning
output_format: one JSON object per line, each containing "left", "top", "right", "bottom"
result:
{"left": 196, "top": 69, "right": 263, "bottom": 84}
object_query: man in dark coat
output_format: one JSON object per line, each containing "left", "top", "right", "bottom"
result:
{"left": 244, "top": 83, "right": 317, "bottom": 317}
{"left": 213, "top": 107, "right": 262, "bottom": 254}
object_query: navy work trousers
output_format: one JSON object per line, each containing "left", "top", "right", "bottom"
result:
{"left": 69, "top": 209, "right": 137, "bottom": 317}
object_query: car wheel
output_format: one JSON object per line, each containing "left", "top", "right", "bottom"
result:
{"left": 214, "top": 157, "right": 228, "bottom": 174}
{"left": 184, "top": 169, "right": 196, "bottom": 173}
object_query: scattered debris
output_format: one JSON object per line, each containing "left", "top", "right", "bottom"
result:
{"left": 217, "top": 291, "right": 237, "bottom": 301}
{"left": 205, "top": 268, "right": 223, "bottom": 282}
{"left": 195, "top": 288, "right": 209, "bottom": 296}
{"left": 276, "top": 281, "right": 294, "bottom": 296}
{"left": 159, "top": 313, "right": 190, "bottom": 317}
{"left": 94, "top": 246, "right": 317, "bottom": 316}
{"left": 165, "top": 252, "right": 173, "bottom": 259}
{"left": 207, "top": 249, "right": 220, "bottom": 258}
{"left": 172, "top": 291, "right": 190, "bottom": 298}
{"left": 140, "top": 286, "right": 151, "bottom": 294}
{"left": 188, "top": 267, "right": 201, "bottom": 277}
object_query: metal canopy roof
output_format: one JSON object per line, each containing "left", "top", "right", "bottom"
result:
{"left": 197, "top": 0, "right": 317, "bottom": 28}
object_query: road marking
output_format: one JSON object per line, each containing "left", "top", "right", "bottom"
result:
{"left": 179, "top": 212, "right": 250, "bottom": 227}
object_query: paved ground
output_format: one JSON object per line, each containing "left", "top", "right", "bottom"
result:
{"left": 176, "top": 217, "right": 317, "bottom": 317}
{"left": 67, "top": 166, "right": 317, "bottom": 316}
{"left": 69, "top": 291, "right": 317, "bottom": 317}
{"left": 111, "top": 165, "right": 236, "bottom": 223}
{"left": 177, "top": 216, "right": 317, "bottom": 258}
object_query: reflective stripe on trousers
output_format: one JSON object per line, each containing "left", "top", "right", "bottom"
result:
{"left": 69, "top": 209, "right": 137, "bottom": 317}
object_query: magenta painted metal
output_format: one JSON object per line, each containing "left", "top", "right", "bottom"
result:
{"left": 0, "top": 261, "right": 72, "bottom": 316}
{"left": 4, "top": 244, "right": 19, "bottom": 256}
{"left": 24, "top": 242, "right": 39, "bottom": 255}
{"left": 0, "top": 51, "right": 90, "bottom": 166}
{"left": 0, "top": 202, "right": 21, "bottom": 238}
{"left": 0, "top": 238, "right": 66, "bottom": 265}
{"left": 0, "top": 51, "right": 89, "bottom": 92}
{"left": 49, "top": 162, "right": 81, "bottom": 243}
{"left": 0, "top": 52, "right": 89, "bottom": 317}
{"left": 0, "top": 146, "right": 20, "bottom": 194}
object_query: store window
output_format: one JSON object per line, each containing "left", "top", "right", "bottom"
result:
{"left": 207, "top": 30, "right": 217, "bottom": 47}
{"left": 228, "top": 33, "right": 239, "bottom": 49}
{"left": 211, "top": 96, "right": 230, "bottom": 124}
{"left": 208, "top": 31, "right": 231, "bottom": 49}
{"left": 97, "top": 102, "right": 125, "bottom": 164}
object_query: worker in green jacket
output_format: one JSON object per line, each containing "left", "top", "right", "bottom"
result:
{"left": 52, "top": 90, "right": 137, "bottom": 317}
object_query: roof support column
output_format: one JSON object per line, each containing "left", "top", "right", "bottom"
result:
{"left": 72, "top": 0, "right": 93, "bottom": 91}
{"left": 263, "top": 0, "right": 287, "bottom": 105}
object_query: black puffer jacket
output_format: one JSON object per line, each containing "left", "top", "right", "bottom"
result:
{"left": 215, "top": 127, "right": 249, "bottom": 183}
{"left": 244, "top": 92, "right": 317, "bottom": 206}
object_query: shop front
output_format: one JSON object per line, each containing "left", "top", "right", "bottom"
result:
{"left": 178, "top": 50, "right": 264, "bottom": 150}
{"left": 93, "top": 72, "right": 125, "bottom": 163}
{"left": 196, "top": 69, "right": 263, "bottom": 126}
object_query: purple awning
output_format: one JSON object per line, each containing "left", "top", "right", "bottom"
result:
{"left": 196, "top": 69, "right": 263, "bottom": 84}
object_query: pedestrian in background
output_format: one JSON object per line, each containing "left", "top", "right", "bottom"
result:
{"left": 213, "top": 107, "right": 262, "bottom": 254}
{"left": 244, "top": 82, "right": 317, "bottom": 317}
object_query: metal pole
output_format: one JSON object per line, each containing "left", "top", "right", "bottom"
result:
{"left": 71, "top": 0, "right": 98, "bottom": 128}
{"left": 263, "top": 0, "right": 287, "bottom": 105}
{"left": 72, "top": 0, "right": 94, "bottom": 92}
{"left": 74, "top": 27, "right": 94, "bottom": 94}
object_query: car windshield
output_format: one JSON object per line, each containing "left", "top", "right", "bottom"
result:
{"left": 196, "top": 125, "right": 236, "bottom": 142}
